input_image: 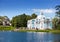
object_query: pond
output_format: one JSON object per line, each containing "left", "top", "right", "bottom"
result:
{"left": 0, "top": 31, "right": 60, "bottom": 42}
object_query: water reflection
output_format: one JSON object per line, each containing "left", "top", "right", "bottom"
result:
{"left": 0, "top": 32, "right": 60, "bottom": 42}
{"left": 53, "top": 40, "right": 60, "bottom": 42}
{"left": 26, "top": 32, "right": 60, "bottom": 42}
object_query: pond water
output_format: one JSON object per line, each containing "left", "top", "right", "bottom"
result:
{"left": 0, "top": 31, "right": 60, "bottom": 42}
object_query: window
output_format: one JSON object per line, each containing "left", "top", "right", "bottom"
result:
{"left": 43, "top": 17, "right": 45, "bottom": 19}
{"left": 32, "top": 20, "right": 35, "bottom": 24}
{"left": 36, "top": 19, "right": 40, "bottom": 24}
{"left": 32, "top": 24, "right": 35, "bottom": 28}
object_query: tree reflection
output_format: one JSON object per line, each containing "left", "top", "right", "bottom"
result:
{"left": 53, "top": 40, "right": 60, "bottom": 42}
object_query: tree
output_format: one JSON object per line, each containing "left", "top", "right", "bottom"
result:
{"left": 11, "top": 16, "right": 18, "bottom": 27}
{"left": 52, "top": 17, "right": 58, "bottom": 29}
{"left": 0, "top": 16, "right": 4, "bottom": 21}
{"left": 26, "top": 15, "right": 31, "bottom": 20}
{"left": 45, "top": 18, "right": 50, "bottom": 29}
{"left": 55, "top": 5, "right": 60, "bottom": 18}
{"left": 55, "top": 5, "right": 60, "bottom": 29}
{"left": 11, "top": 13, "right": 27, "bottom": 28}
{"left": 11, "top": 13, "right": 37, "bottom": 28}
{"left": 0, "top": 19, "right": 3, "bottom": 25}
{"left": 20, "top": 14, "right": 27, "bottom": 27}
{"left": 55, "top": 5, "right": 60, "bottom": 25}
{"left": 31, "top": 13, "right": 37, "bottom": 19}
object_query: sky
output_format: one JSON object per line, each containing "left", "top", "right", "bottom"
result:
{"left": 0, "top": 0, "right": 60, "bottom": 19}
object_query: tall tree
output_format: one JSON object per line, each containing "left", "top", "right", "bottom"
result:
{"left": 26, "top": 15, "right": 31, "bottom": 20}
{"left": 31, "top": 13, "right": 37, "bottom": 19}
{"left": 11, "top": 13, "right": 37, "bottom": 28}
{"left": 55, "top": 5, "right": 60, "bottom": 18}
{"left": 11, "top": 13, "right": 27, "bottom": 28}
{"left": 53, "top": 5, "right": 60, "bottom": 29}
{"left": 52, "top": 17, "right": 58, "bottom": 29}
{"left": 55, "top": 5, "right": 60, "bottom": 23}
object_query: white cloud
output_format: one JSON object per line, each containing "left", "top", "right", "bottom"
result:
{"left": 32, "top": 9, "right": 56, "bottom": 13}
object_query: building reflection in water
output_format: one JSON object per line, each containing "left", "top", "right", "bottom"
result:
{"left": 26, "top": 32, "right": 60, "bottom": 42}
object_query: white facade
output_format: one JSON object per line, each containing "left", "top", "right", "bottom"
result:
{"left": 27, "top": 13, "right": 52, "bottom": 30}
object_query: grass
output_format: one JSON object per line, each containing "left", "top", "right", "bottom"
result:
{"left": 0, "top": 26, "right": 60, "bottom": 33}
{"left": 0, "top": 26, "right": 14, "bottom": 31}
{"left": 18, "top": 29, "right": 60, "bottom": 33}
{"left": 49, "top": 30, "right": 60, "bottom": 33}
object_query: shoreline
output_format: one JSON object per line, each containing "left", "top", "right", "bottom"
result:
{"left": 13, "top": 29, "right": 59, "bottom": 34}
{"left": 18, "top": 30, "right": 60, "bottom": 33}
{"left": 0, "top": 26, "right": 60, "bottom": 33}
{"left": 0, "top": 29, "right": 59, "bottom": 33}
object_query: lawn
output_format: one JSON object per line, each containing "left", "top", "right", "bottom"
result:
{"left": 0, "top": 26, "right": 60, "bottom": 33}
{"left": 18, "top": 29, "right": 60, "bottom": 33}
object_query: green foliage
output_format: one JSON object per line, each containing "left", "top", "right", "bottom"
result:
{"left": 31, "top": 13, "right": 37, "bottom": 19}
{"left": 52, "top": 17, "right": 58, "bottom": 29}
{"left": 52, "top": 5, "right": 60, "bottom": 30}
{"left": 11, "top": 13, "right": 37, "bottom": 28}
{"left": 26, "top": 15, "right": 31, "bottom": 20}
{"left": 55, "top": 5, "right": 60, "bottom": 18}
{"left": 52, "top": 17, "right": 60, "bottom": 30}
{"left": 11, "top": 14, "right": 27, "bottom": 27}
{"left": 57, "top": 24, "right": 60, "bottom": 30}
{"left": 0, "top": 26, "right": 14, "bottom": 31}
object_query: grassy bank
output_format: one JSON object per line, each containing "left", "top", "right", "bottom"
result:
{"left": 0, "top": 26, "right": 60, "bottom": 33}
{"left": 49, "top": 30, "right": 60, "bottom": 33}
{"left": 18, "top": 29, "right": 60, "bottom": 33}
{"left": 0, "top": 26, "right": 14, "bottom": 31}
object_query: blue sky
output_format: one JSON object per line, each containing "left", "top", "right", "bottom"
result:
{"left": 0, "top": 0, "right": 60, "bottom": 19}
